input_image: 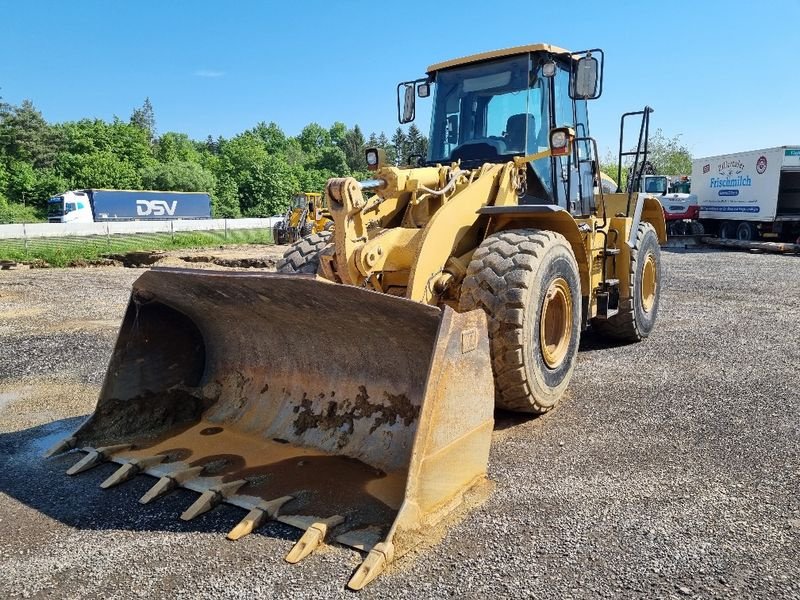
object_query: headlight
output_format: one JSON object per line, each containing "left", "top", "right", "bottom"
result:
{"left": 549, "top": 127, "right": 574, "bottom": 157}
{"left": 551, "top": 131, "right": 567, "bottom": 149}
{"left": 364, "top": 147, "right": 385, "bottom": 172}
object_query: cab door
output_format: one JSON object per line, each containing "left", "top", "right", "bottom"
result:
{"left": 552, "top": 64, "right": 593, "bottom": 216}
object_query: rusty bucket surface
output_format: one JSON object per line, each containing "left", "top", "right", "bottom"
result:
{"left": 48, "top": 268, "right": 494, "bottom": 588}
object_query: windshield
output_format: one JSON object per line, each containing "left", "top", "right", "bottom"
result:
{"left": 47, "top": 197, "right": 64, "bottom": 216}
{"left": 645, "top": 176, "right": 668, "bottom": 194}
{"left": 428, "top": 55, "right": 548, "bottom": 164}
{"left": 291, "top": 195, "right": 307, "bottom": 209}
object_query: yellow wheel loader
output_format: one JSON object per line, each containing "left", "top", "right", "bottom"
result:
{"left": 47, "top": 44, "right": 665, "bottom": 589}
{"left": 273, "top": 192, "right": 334, "bottom": 245}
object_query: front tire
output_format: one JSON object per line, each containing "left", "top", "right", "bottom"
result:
{"left": 276, "top": 231, "right": 332, "bottom": 274}
{"left": 592, "top": 222, "right": 661, "bottom": 342}
{"left": 459, "top": 229, "right": 581, "bottom": 414}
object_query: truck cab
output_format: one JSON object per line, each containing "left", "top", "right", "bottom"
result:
{"left": 47, "top": 191, "right": 94, "bottom": 223}
{"left": 636, "top": 174, "right": 700, "bottom": 235}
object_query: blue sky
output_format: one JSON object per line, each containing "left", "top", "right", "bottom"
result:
{"left": 0, "top": 0, "right": 796, "bottom": 158}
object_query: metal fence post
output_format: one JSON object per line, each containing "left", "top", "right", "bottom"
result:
{"left": 23, "top": 223, "right": 29, "bottom": 256}
{"left": 106, "top": 223, "right": 111, "bottom": 250}
{"left": 224, "top": 218, "right": 228, "bottom": 240}
{"left": 171, "top": 220, "right": 175, "bottom": 243}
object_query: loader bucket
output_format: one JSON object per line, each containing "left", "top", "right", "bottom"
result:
{"left": 47, "top": 268, "right": 494, "bottom": 589}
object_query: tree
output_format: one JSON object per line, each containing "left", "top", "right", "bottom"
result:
{"left": 211, "top": 173, "right": 241, "bottom": 218}
{"left": 32, "top": 169, "right": 69, "bottom": 210}
{"left": 130, "top": 97, "right": 156, "bottom": 142}
{"left": 329, "top": 122, "right": 348, "bottom": 148}
{"left": 155, "top": 132, "right": 201, "bottom": 163}
{"left": 238, "top": 155, "right": 298, "bottom": 217}
{"left": 391, "top": 127, "right": 408, "bottom": 165}
{"left": 6, "top": 160, "right": 36, "bottom": 204}
{"left": 205, "top": 135, "right": 219, "bottom": 154}
{"left": 298, "top": 123, "right": 331, "bottom": 154}
{"left": 646, "top": 129, "right": 692, "bottom": 176}
{"left": 61, "top": 151, "right": 141, "bottom": 189}
{"left": 0, "top": 100, "right": 59, "bottom": 168}
{"left": 406, "top": 124, "right": 427, "bottom": 163}
{"left": 377, "top": 132, "right": 395, "bottom": 164}
{"left": 341, "top": 125, "right": 367, "bottom": 172}
{"left": 602, "top": 130, "right": 693, "bottom": 192}
{"left": 140, "top": 161, "right": 215, "bottom": 192}
{"left": 315, "top": 146, "right": 349, "bottom": 174}
{"left": 0, "top": 159, "right": 8, "bottom": 202}
{"left": 250, "top": 122, "right": 287, "bottom": 155}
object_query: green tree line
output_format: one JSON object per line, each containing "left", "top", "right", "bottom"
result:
{"left": 0, "top": 96, "right": 428, "bottom": 223}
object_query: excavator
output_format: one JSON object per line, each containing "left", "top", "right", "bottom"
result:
{"left": 46, "top": 43, "right": 665, "bottom": 589}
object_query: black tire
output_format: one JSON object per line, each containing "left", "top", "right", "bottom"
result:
{"left": 277, "top": 231, "right": 332, "bottom": 274}
{"left": 718, "top": 221, "right": 736, "bottom": 239}
{"left": 689, "top": 221, "right": 705, "bottom": 235}
{"left": 592, "top": 222, "right": 661, "bottom": 342}
{"left": 273, "top": 224, "right": 288, "bottom": 246}
{"left": 670, "top": 221, "right": 689, "bottom": 236}
{"left": 736, "top": 221, "right": 758, "bottom": 241}
{"left": 459, "top": 229, "right": 581, "bottom": 414}
{"left": 300, "top": 221, "right": 314, "bottom": 237}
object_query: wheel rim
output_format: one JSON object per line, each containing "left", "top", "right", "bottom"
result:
{"left": 641, "top": 254, "right": 657, "bottom": 313}
{"left": 540, "top": 277, "right": 573, "bottom": 369}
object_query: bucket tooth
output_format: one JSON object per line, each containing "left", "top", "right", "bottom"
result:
{"left": 66, "top": 444, "right": 131, "bottom": 476}
{"left": 285, "top": 515, "right": 345, "bottom": 564}
{"left": 100, "top": 462, "right": 138, "bottom": 489}
{"left": 227, "top": 495, "right": 293, "bottom": 541}
{"left": 139, "top": 466, "right": 204, "bottom": 504}
{"left": 44, "top": 435, "right": 77, "bottom": 458}
{"left": 180, "top": 479, "right": 247, "bottom": 521}
{"left": 347, "top": 542, "right": 395, "bottom": 591}
{"left": 100, "top": 454, "right": 167, "bottom": 489}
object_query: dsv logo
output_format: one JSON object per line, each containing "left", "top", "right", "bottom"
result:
{"left": 136, "top": 199, "right": 178, "bottom": 216}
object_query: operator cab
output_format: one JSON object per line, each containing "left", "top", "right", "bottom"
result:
{"left": 395, "top": 44, "right": 604, "bottom": 216}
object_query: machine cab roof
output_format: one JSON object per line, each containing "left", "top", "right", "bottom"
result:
{"left": 419, "top": 44, "right": 586, "bottom": 171}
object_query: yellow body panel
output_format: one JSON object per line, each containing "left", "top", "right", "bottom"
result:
{"left": 427, "top": 42, "right": 571, "bottom": 73}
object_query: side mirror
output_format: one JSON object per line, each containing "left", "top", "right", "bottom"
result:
{"left": 569, "top": 49, "right": 604, "bottom": 100}
{"left": 397, "top": 78, "right": 429, "bottom": 124}
{"left": 401, "top": 83, "right": 415, "bottom": 123}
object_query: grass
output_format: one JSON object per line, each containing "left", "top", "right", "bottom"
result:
{"left": 0, "top": 229, "right": 275, "bottom": 267}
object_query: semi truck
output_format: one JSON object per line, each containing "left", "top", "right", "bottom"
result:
{"left": 47, "top": 189, "right": 212, "bottom": 223}
{"left": 691, "top": 147, "right": 800, "bottom": 241}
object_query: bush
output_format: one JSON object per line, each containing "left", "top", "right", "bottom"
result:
{"left": 0, "top": 202, "right": 43, "bottom": 223}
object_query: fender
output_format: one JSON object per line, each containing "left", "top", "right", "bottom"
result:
{"left": 479, "top": 205, "right": 591, "bottom": 296}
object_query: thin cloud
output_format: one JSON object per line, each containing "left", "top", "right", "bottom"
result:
{"left": 194, "top": 69, "right": 225, "bottom": 78}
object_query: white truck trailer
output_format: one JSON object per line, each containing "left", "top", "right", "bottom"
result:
{"left": 691, "top": 147, "right": 800, "bottom": 241}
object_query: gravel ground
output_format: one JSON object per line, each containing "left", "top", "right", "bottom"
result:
{"left": 0, "top": 248, "right": 798, "bottom": 599}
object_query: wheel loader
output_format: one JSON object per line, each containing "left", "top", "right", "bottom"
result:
{"left": 272, "top": 192, "right": 333, "bottom": 245}
{"left": 46, "top": 43, "right": 665, "bottom": 590}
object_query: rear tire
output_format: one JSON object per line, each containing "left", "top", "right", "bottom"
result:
{"left": 592, "top": 222, "right": 661, "bottom": 342}
{"left": 736, "top": 221, "right": 758, "bottom": 241}
{"left": 277, "top": 231, "right": 332, "bottom": 274}
{"left": 718, "top": 221, "right": 736, "bottom": 239}
{"left": 459, "top": 229, "right": 581, "bottom": 414}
